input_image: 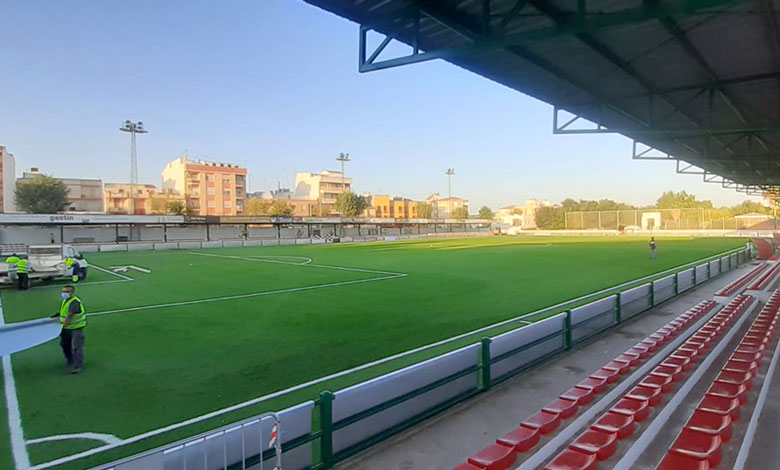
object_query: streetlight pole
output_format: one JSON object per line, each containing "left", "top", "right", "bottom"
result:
{"left": 336, "top": 153, "right": 350, "bottom": 193}
{"left": 119, "top": 120, "right": 148, "bottom": 215}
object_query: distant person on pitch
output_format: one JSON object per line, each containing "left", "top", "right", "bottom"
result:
{"left": 16, "top": 255, "right": 30, "bottom": 290}
{"left": 746, "top": 239, "right": 753, "bottom": 258}
{"left": 50, "top": 285, "right": 87, "bottom": 374}
{"left": 649, "top": 237, "right": 657, "bottom": 260}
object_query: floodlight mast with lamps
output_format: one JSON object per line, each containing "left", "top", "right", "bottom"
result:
{"left": 119, "top": 121, "right": 148, "bottom": 215}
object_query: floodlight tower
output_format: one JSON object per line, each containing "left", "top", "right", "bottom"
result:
{"left": 337, "top": 152, "right": 350, "bottom": 192}
{"left": 445, "top": 168, "right": 455, "bottom": 198}
{"left": 119, "top": 120, "right": 148, "bottom": 215}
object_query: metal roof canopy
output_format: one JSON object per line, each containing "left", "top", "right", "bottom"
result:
{"left": 302, "top": 0, "right": 780, "bottom": 196}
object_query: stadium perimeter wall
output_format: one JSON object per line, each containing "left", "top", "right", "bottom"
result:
{"left": 93, "top": 247, "right": 749, "bottom": 470}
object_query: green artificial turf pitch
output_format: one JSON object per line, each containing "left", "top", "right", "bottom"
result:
{"left": 0, "top": 235, "right": 743, "bottom": 468}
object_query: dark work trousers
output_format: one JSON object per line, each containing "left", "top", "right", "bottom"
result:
{"left": 17, "top": 273, "right": 28, "bottom": 290}
{"left": 60, "top": 328, "right": 85, "bottom": 368}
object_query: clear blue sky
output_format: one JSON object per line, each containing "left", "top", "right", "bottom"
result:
{"left": 0, "top": 0, "right": 759, "bottom": 209}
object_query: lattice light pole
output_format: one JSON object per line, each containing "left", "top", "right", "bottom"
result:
{"left": 119, "top": 120, "right": 148, "bottom": 215}
{"left": 336, "top": 152, "right": 350, "bottom": 192}
{"left": 445, "top": 168, "right": 455, "bottom": 216}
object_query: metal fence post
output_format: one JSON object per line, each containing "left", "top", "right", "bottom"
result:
{"left": 649, "top": 282, "right": 655, "bottom": 307}
{"left": 615, "top": 293, "right": 622, "bottom": 324}
{"left": 564, "top": 311, "right": 572, "bottom": 349}
{"left": 480, "top": 337, "right": 492, "bottom": 391}
{"left": 707, "top": 262, "right": 711, "bottom": 279}
{"left": 319, "top": 391, "right": 334, "bottom": 469}
{"left": 674, "top": 273, "right": 679, "bottom": 295}
{"left": 693, "top": 267, "right": 697, "bottom": 286}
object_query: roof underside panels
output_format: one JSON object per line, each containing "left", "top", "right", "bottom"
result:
{"left": 304, "top": 0, "right": 780, "bottom": 192}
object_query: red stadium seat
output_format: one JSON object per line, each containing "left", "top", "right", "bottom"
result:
{"left": 626, "top": 385, "right": 662, "bottom": 406}
{"left": 652, "top": 364, "right": 684, "bottom": 382}
{"left": 576, "top": 377, "right": 607, "bottom": 394}
{"left": 570, "top": 429, "right": 617, "bottom": 460}
{"left": 544, "top": 449, "right": 597, "bottom": 470}
{"left": 602, "top": 360, "right": 630, "bottom": 375}
{"left": 663, "top": 355, "right": 692, "bottom": 371}
{"left": 590, "top": 368, "right": 620, "bottom": 384}
{"left": 716, "top": 370, "right": 754, "bottom": 390}
{"left": 707, "top": 381, "right": 747, "bottom": 405}
{"left": 561, "top": 387, "right": 594, "bottom": 406}
{"left": 670, "top": 429, "right": 722, "bottom": 468}
{"left": 686, "top": 410, "right": 732, "bottom": 443}
{"left": 698, "top": 395, "right": 741, "bottom": 420}
{"left": 591, "top": 412, "right": 635, "bottom": 439}
{"left": 468, "top": 443, "right": 517, "bottom": 470}
{"left": 731, "top": 351, "right": 763, "bottom": 365}
{"left": 610, "top": 397, "right": 650, "bottom": 422}
{"left": 497, "top": 425, "right": 540, "bottom": 452}
{"left": 543, "top": 398, "right": 579, "bottom": 419}
{"left": 641, "top": 373, "right": 674, "bottom": 393}
{"left": 657, "top": 451, "right": 711, "bottom": 470}
{"left": 522, "top": 410, "right": 561, "bottom": 435}
{"left": 626, "top": 347, "right": 649, "bottom": 360}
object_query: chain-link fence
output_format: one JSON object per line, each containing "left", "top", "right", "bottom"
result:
{"left": 565, "top": 208, "right": 779, "bottom": 231}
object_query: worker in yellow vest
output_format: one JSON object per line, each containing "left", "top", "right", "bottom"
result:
{"left": 49, "top": 285, "right": 86, "bottom": 374}
{"left": 65, "top": 258, "right": 81, "bottom": 282}
{"left": 16, "top": 255, "right": 30, "bottom": 290}
{"left": 4, "top": 253, "right": 20, "bottom": 284}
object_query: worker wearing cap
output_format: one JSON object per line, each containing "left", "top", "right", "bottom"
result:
{"left": 16, "top": 255, "right": 30, "bottom": 290}
{"left": 49, "top": 285, "right": 86, "bottom": 374}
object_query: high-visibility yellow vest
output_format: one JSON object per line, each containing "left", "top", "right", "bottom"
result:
{"left": 5, "top": 256, "right": 20, "bottom": 264}
{"left": 65, "top": 258, "right": 74, "bottom": 267}
{"left": 16, "top": 259, "right": 29, "bottom": 274}
{"left": 60, "top": 296, "right": 86, "bottom": 330}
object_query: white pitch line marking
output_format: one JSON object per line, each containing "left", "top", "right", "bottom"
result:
{"left": 91, "top": 264, "right": 134, "bottom": 281}
{"left": 187, "top": 252, "right": 312, "bottom": 266}
{"left": 88, "top": 273, "right": 406, "bottom": 318}
{"left": 27, "top": 432, "right": 121, "bottom": 446}
{"left": 28, "top": 279, "right": 130, "bottom": 290}
{"left": 1, "top": 300, "right": 31, "bottom": 470}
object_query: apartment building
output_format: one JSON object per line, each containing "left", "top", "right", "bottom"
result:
{"left": 426, "top": 193, "right": 469, "bottom": 219}
{"left": 0, "top": 146, "right": 16, "bottom": 212}
{"left": 293, "top": 170, "right": 353, "bottom": 212}
{"left": 17, "top": 168, "right": 104, "bottom": 212}
{"left": 162, "top": 157, "right": 247, "bottom": 216}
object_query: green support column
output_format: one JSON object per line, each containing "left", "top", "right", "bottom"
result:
{"left": 480, "top": 337, "right": 492, "bottom": 391}
{"left": 649, "top": 282, "right": 655, "bottom": 307}
{"left": 615, "top": 293, "right": 622, "bottom": 324}
{"left": 564, "top": 311, "right": 572, "bottom": 349}
{"left": 674, "top": 273, "right": 679, "bottom": 295}
{"left": 707, "top": 263, "right": 711, "bottom": 279}
{"left": 319, "top": 391, "right": 334, "bottom": 469}
{"left": 693, "top": 267, "right": 697, "bottom": 286}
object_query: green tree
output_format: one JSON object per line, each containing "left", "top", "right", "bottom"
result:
{"left": 656, "top": 190, "right": 712, "bottom": 209}
{"left": 166, "top": 200, "right": 185, "bottom": 215}
{"left": 15, "top": 175, "right": 70, "bottom": 213}
{"left": 451, "top": 206, "right": 469, "bottom": 220}
{"left": 535, "top": 206, "right": 565, "bottom": 229}
{"left": 478, "top": 206, "right": 494, "bottom": 219}
{"left": 269, "top": 200, "right": 293, "bottom": 216}
{"left": 417, "top": 202, "right": 433, "bottom": 219}
{"left": 245, "top": 198, "right": 272, "bottom": 216}
{"left": 730, "top": 200, "right": 772, "bottom": 215}
{"left": 334, "top": 192, "right": 367, "bottom": 217}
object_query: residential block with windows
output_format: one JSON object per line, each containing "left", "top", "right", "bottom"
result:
{"left": 104, "top": 183, "right": 184, "bottom": 215}
{"left": 293, "top": 170, "right": 353, "bottom": 213}
{"left": 0, "top": 146, "right": 16, "bottom": 213}
{"left": 17, "top": 168, "right": 104, "bottom": 212}
{"left": 426, "top": 193, "right": 469, "bottom": 219}
{"left": 162, "top": 157, "right": 247, "bottom": 216}
{"left": 365, "top": 195, "right": 419, "bottom": 218}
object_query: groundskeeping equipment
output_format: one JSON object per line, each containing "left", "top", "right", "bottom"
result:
{"left": 0, "top": 318, "right": 61, "bottom": 356}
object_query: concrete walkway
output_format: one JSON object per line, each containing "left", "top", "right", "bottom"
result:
{"left": 337, "top": 263, "right": 752, "bottom": 470}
